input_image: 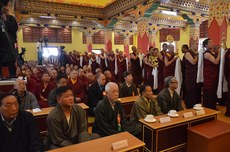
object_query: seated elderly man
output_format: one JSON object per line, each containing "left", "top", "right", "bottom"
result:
{"left": 119, "top": 71, "right": 139, "bottom": 98}
{"left": 93, "top": 82, "right": 140, "bottom": 137}
{"left": 46, "top": 86, "right": 99, "bottom": 150}
{"left": 0, "top": 93, "right": 44, "bottom": 152}
{"left": 87, "top": 73, "right": 106, "bottom": 116}
{"left": 12, "top": 78, "right": 40, "bottom": 110}
{"left": 157, "top": 76, "right": 183, "bottom": 114}
{"left": 130, "top": 85, "right": 162, "bottom": 127}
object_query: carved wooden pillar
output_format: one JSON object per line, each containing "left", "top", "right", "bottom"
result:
{"left": 86, "top": 34, "right": 93, "bottom": 52}
{"left": 104, "top": 30, "right": 112, "bottom": 51}
{"left": 137, "top": 20, "right": 149, "bottom": 54}
{"left": 124, "top": 36, "right": 130, "bottom": 58}
{"left": 208, "top": 0, "right": 228, "bottom": 45}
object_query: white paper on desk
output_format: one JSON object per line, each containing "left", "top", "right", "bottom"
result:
{"left": 112, "top": 139, "right": 128, "bottom": 150}
{"left": 32, "top": 108, "right": 42, "bottom": 113}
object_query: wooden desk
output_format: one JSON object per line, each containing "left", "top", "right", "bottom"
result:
{"left": 118, "top": 95, "right": 157, "bottom": 117}
{"left": 48, "top": 132, "right": 145, "bottom": 152}
{"left": 31, "top": 103, "right": 89, "bottom": 135}
{"left": 139, "top": 108, "right": 219, "bottom": 152}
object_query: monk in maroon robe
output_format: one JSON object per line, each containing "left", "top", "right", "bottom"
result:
{"left": 68, "top": 51, "right": 76, "bottom": 65}
{"left": 90, "top": 53, "right": 99, "bottom": 75}
{"left": 224, "top": 48, "right": 230, "bottom": 116}
{"left": 74, "top": 51, "right": 81, "bottom": 68}
{"left": 82, "top": 52, "right": 89, "bottom": 67}
{"left": 130, "top": 46, "right": 142, "bottom": 86}
{"left": 67, "top": 70, "right": 86, "bottom": 103}
{"left": 163, "top": 44, "right": 178, "bottom": 79}
{"left": 25, "top": 69, "right": 37, "bottom": 95}
{"left": 117, "top": 51, "right": 127, "bottom": 83}
{"left": 182, "top": 44, "right": 201, "bottom": 108}
{"left": 107, "top": 51, "right": 116, "bottom": 78}
{"left": 143, "top": 47, "right": 154, "bottom": 87}
{"left": 203, "top": 38, "right": 220, "bottom": 110}
{"left": 35, "top": 72, "right": 56, "bottom": 108}
{"left": 157, "top": 44, "right": 167, "bottom": 92}
{"left": 99, "top": 49, "right": 107, "bottom": 72}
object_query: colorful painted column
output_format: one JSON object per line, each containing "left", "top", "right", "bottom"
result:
{"left": 105, "top": 30, "right": 112, "bottom": 51}
{"left": 208, "top": 0, "right": 228, "bottom": 45}
{"left": 189, "top": 24, "right": 200, "bottom": 50}
{"left": 86, "top": 34, "right": 93, "bottom": 52}
{"left": 124, "top": 36, "right": 130, "bottom": 58}
{"left": 137, "top": 20, "right": 149, "bottom": 54}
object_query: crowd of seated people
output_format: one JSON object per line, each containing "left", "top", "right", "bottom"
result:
{"left": 1, "top": 42, "right": 230, "bottom": 151}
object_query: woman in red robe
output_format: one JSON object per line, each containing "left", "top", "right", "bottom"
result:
{"left": 117, "top": 51, "right": 127, "bottom": 83}
{"left": 203, "top": 38, "right": 220, "bottom": 110}
{"left": 182, "top": 44, "right": 201, "bottom": 108}
{"left": 224, "top": 48, "right": 230, "bottom": 116}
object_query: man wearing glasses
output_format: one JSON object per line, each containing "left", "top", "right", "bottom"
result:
{"left": 157, "top": 76, "right": 183, "bottom": 114}
{"left": 0, "top": 93, "right": 44, "bottom": 152}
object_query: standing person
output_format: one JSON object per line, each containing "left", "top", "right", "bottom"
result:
{"left": 107, "top": 51, "right": 116, "bottom": 78}
{"left": 116, "top": 51, "right": 127, "bottom": 83}
{"left": 163, "top": 44, "right": 178, "bottom": 79}
{"left": 0, "top": 93, "right": 44, "bottom": 152}
{"left": 182, "top": 44, "right": 201, "bottom": 108}
{"left": 143, "top": 47, "right": 154, "bottom": 87}
{"left": 203, "top": 38, "right": 220, "bottom": 110}
{"left": 99, "top": 49, "right": 107, "bottom": 72}
{"left": 158, "top": 44, "right": 167, "bottom": 92}
{"left": 0, "top": 1, "right": 18, "bottom": 77}
{"left": 224, "top": 48, "right": 230, "bottom": 116}
{"left": 130, "top": 46, "right": 142, "bottom": 86}
{"left": 36, "top": 37, "right": 43, "bottom": 65}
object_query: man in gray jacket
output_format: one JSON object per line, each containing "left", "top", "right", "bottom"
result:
{"left": 12, "top": 79, "right": 40, "bottom": 110}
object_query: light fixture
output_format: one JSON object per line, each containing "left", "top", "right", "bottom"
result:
{"left": 196, "top": 0, "right": 199, "bottom": 2}
{"left": 161, "top": 10, "right": 178, "bottom": 16}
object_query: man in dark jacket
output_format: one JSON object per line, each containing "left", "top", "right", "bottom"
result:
{"left": 0, "top": 93, "right": 44, "bottom": 152}
{"left": 0, "top": 1, "right": 18, "bottom": 77}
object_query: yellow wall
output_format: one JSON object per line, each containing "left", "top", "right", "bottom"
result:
{"left": 176, "top": 25, "right": 190, "bottom": 58}
{"left": 17, "top": 28, "right": 134, "bottom": 60}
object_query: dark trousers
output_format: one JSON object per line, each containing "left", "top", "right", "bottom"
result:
{"left": 38, "top": 51, "right": 43, "bottom": 65}
{"left": 0, "top": 60, "right": 16, "bottom": 78}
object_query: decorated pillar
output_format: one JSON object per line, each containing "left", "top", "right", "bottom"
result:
{"left": 208, "top": 0, "right": 228, "bottom": 46}
{"left": 124, "top": 36, "right": 130, "bottom": 58}
{"left": 104, "top": 30, "right": 112, "bottom": 51}
{"left": 86, "top": 34, "right": 93, "bottom": 52}
{"left": 189, "top": 24, "right": 200, "bottom": 50}
{"left": 148, "top": 25, "right": 161, "bottom": 48}
{"left": 137, "top": 20, "right": 149, "bottom": 54}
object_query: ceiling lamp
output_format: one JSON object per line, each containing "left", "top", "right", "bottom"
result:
{"left": 161, "top": 10, "right": 177, "bottom": 16}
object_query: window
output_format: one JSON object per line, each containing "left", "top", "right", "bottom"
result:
{"left": 114, "top": 32, "right": 133, "bottom": 45}
{"left": 42, "top": 46, "right": 59, "bottom": 58}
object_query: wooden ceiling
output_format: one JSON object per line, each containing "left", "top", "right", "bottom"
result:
{"left": 40, "top": 0, "right": 116, "bottom": 8}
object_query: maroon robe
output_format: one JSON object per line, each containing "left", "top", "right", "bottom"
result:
{"left": 108, "top": 54, "right": 116, "bottom": 78}
{"left": 224, "top": 49, "right": 230, "bottom": 116}
{"left": 203, "top": 50, "right": 219, "bottom": 109}
{"left": 82, "top": 55, "right": 89, "bottom": 67}
{"left": 157, "top": 51, "right": 165, "bottom": 92}
{"left": 36, "top": 82, "right": 56, "bottom": 108}
{"left": 143, "top": 54, "right": 153, "bottom": 87}
{"left": 67, "top": 79, "right": 86, "bottom": 103}
{"left": 183, "top": 50, "right": 201, "bottom": 108}
{"left": 75, "top": 54, "right": 81, "bottom": 68}
{"left": 163, "top": 52, "right": 176, "bottom": 79}
{"left": 26, "top": 78, "right": 37, "bottom": 95}
{"left": 90, "top": 57, "right": 99, "bottom": 75}
{"left": 99, "top": 54, "right": 106, "bottom": 72}
{"left": 69, "top": 53, "right": 76, "bottom": 65}
{"left": 130, "top": 53, "right": 142, "bottom": 86}
{"left": 117, "top": 55, "right": 126, "bottom": 83}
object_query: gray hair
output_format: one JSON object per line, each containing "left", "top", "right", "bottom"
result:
{"left": 105, "top": 82, "right": 118, "bottom": 92}
{"left": 164, "top": 76, "right": 175, "bottom": 88}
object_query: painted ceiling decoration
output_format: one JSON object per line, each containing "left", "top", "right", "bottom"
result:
{"left": 15, "top": 0, "right": 223, "bottom": 34}
{"left": 40, "top": 0, "right": 116, "bottom": 8}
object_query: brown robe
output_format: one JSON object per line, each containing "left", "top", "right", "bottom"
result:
{"left": 224, "top": 50, "right": 230, "bottom": 116}
{"left": 182, "top": 51, "right": 201, "bottom": 108}
{"left": 130, "top": 53, "right": 142, "bottom": 86}
{"left": 203, "top": 50, "right": 219, "bottom": 109}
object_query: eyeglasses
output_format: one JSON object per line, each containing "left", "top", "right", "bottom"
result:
{"left": 3, "top": 102, "right": 19, "bottom": 108}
